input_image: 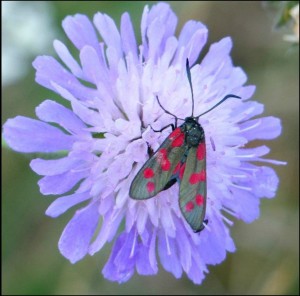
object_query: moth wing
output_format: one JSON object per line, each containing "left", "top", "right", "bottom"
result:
{"left": 179, "top": 141, "right": 207, "bottom": 232}
{"left": 129, "top": 127, "right": 186, "bottom": 200}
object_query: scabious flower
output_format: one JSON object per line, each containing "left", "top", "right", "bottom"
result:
{"left": 3, "top": 2, "right": 286, "bottom": 284}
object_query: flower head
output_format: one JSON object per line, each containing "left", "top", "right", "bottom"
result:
{"left": 3, "top": 2, "right": 286, "bottom": 284}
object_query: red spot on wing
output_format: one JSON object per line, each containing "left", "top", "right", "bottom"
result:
{"left": 146, "top": 181, "right": 155, "bottom": 193}
{"left": 189, "top": 170, "right": 206, "bottom": 184}
{"left": 185, "top": 201, "right": 195, "bottom": 212}
{"left": 195, "top": 194, "right": 204, "bottom": 206}
{"left": 171, "top": 133, "right": 184, "bottom": 147}
{"left": 158, "top": 148, "right": 167, "bottom": 156}
{"left": 196, "top": 142, "right": 206, "bottom": 160}
{"left": 161, "top": 159, "right": 171, "bottom": 171}
{"left": 143, "top": 168, "right": 154, "bottom": 178}
{"left": 169, "top": 128, "right": 182, "bottom": 140}
{"left": 157, "top": 149, "right": 171, "bottom": 171}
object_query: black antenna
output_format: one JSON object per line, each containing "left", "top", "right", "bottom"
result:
{"left": 186, "top": 59, "right": 195, "bottom": 116}
{"left": 195, "top": 94, "right": 241, "bottom": 119}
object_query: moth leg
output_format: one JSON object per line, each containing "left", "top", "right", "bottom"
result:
{"left": 150, "top": 123, "right": 175, "bottom": 133}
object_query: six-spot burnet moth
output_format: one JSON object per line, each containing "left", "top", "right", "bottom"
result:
{"left": 129, "top": 59, "right": 241, "bottom": 232}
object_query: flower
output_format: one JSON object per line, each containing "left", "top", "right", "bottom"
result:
{"left": 3, "top": 2, "right": 286, "bottom": 285}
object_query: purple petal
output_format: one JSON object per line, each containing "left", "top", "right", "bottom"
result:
{"left": 121, "top": 12, "right": 138, "bottom": 61}
{"left": 175, "top": 20, "right": 208, "bottom": 65}
{"left": 141, "top": 2, "right": 177, "bottom": 60}
{"left": 158, "top": 230, "right": 182, "bottom": 278}
{"left": 93, "top": 13, "right": 122, "bottom": 59}
{"left": 3, "top": 116, "right": 74, "bottom": 153}
{"left": 175, "top": 219, "right": 192, "bottom": 272}
{"left": 53, "top": 40, "right": 84, "bottom": 78}
{"left": 252, "top": 166, "right": 279, "bottom": 198}
{"left": 200, "top": 219, "right": 228, "bottom": 265}
{"left": 200, "top": 37, "right": 232, "bottom": 77}
{"left": 35, "top": 100, "right": 87, "bottom": 134}
{"left": 80, "top": 45, "right": 109, "bottom": 86}
{"left": 62, "top": 14, "right": 102, "bottom": 57}
{"left": 89, "top": 209, "right": 124, "bottom": 255}
{"left": 136, "top": 242, "right": 156, "bottom": 275}
{"left": 233, "top": 100, "right": 264, "bottom": 122}
{"left": 59, "top": 202, "right": 99, "bottom": 263}
{"left": 102, "top": 230, "right": 135, "bottom": 283}
{"left": 38, "top": 170, "right": 87, "bottom": 195}
{"left": 71, "top": 99, "right": 105, "bottom": 129}
{"left": 46, "top": 191, "right": 91, "bottom": 217}
{"left": 187, "top": 258, "right": 206, "bottom": 285}
{"left": 30, "top": 156, "right": 83, "bottom": 176}
{"left": 33, "top": 56, "right": 99, "bottom": 102}
{"left": 224, "top": 189, "right": 260, "bottom": 223}
{"left": 240, "top": 116, "right": 282, "bottom": 140}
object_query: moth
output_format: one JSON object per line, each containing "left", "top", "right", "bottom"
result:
{"left": 129, "top": 59, "right": 241, "bottom": 232}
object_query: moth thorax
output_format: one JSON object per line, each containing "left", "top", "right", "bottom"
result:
{"left": 184, "top": 117, "right": 204, "bottom": 147}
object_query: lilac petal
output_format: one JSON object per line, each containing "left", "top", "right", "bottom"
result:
{"left": 227, "top": 67, "right": 247, "bottom": 89}
{"left": 147, "top": 2, "right": 177, "bottom": 39}
{"left": 53, "top": 40, "right": 84, "bottom": 78}
{"left": 158, "top": 230, "right": 182, "bottom": 278}
{"left": 147, "top": 16, "right": 167, "bottom": 62}
{"left": 136, "top": 242, "right": 156, "bottom": 275}
{"left": 121, "top": 12, "right": 138, "bottom": 62}
{"left": 38, "top": 170, "right": 87, "bottom": 195}
{"left": 102, "top": 230, "right": 135, "bottom": 283}
{"left": 252, "top": 166, "right": 279, "bottom": 198}
{"left": 35, "top": 100, "right": 87, "bottom": 134}
{"left": 62, "top": 14, "right": 102, "bottom": 57}
{"left": 33, "top": 56, "right": 99, "bottom": 102}
{"left": 236, "top": 145, "right": 270, "bottom": 159}
{"left": 3, "top": 116, "right": 74, "bottom": 153}
{"left": 200, "top": 219, "right": 227, "bottom": 265}
{"left": 30, "top": 157, "right": 83, "bottom": 176}
{"left": 89, "top": 209, "right": 124, "bottom": 255}
{"left": 200, "top": 37, "right": 232, "bottom": 77}
{"left": 80, "top": 45, "right": 108, "bottom": 86}
{"left": 71, "top": 99, "right": 104, "bottom": 129}
{"left": 93, "top": 13, "right": 122, "bottom": 59}
{"left": 58, "top": 202, "right": 99, "bottom": 263}
{"left": 240, "top": 116, "right": 282, "bottom": 140}
{"left": 175, "top": 20, "right": 208, "bottom": 65}
{"left": 233, "top": 101, "right": 264, "bottom": 123}
{"left": 187, "top": 258, "right": 206, "bottom": 285}
{"left": 175, "top": 219, "right": 192, "bottom": 272}
{"left": 141, "top": 2, "right": 177, "bottom": 60}
{"left": 33, "top": 56, "right": 80, "bottom": 91}
{"left": 224, "top": 188, "right": 260, "bottom": 223}
{"left": 148, "top": 230, "right": 158, "bottom": 272}
{"left": 46, "top": 191, "right": 91, "bottom": 217}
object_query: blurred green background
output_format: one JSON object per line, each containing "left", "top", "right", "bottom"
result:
{"left": 2, "top": 1, "right": 299, "bottom": 295}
